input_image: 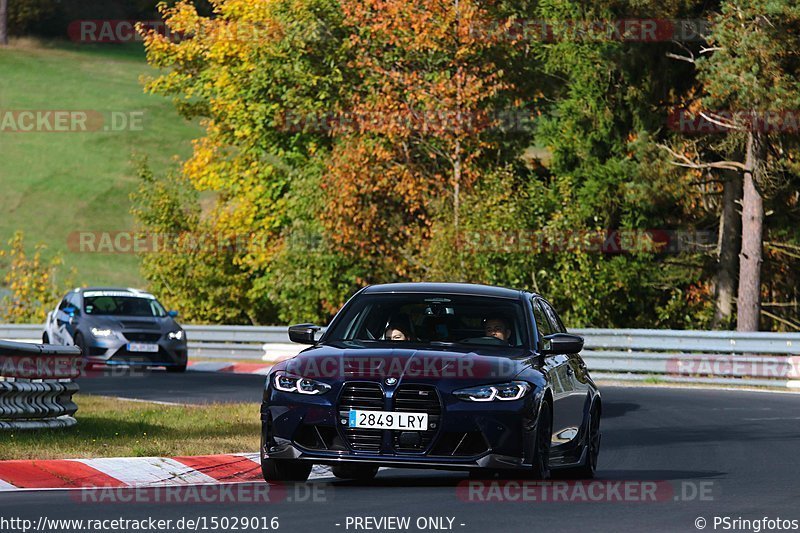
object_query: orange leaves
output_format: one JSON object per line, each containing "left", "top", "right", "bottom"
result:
{"left": 325, "top": 0, "right": 515, "bottom": 277}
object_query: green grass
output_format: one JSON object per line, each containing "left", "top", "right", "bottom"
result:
{"left": 0, "top": 39, "right": 202, "bottom": 288}
{"left": 0, "top": 395, "right": 261, "bottom": 460}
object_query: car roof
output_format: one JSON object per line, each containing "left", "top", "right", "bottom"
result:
{"left": 363, "top": 282, "right": 531, "bottom": 300}
{"left": 75, "top": 287, "right": 155, "bottom": 298}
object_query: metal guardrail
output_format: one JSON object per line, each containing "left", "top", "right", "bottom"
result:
{"left": 0, "top": 340, "right": 81, "bottom": 430}
{"left": 3, "top": 324, "right": 799, "bottom": 388}
{"left": 573, "top": 328, "right": 800, "bottom": 388}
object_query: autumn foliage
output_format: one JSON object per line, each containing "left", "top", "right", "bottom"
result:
{"left": 132, "top": 0, "right": 800, "bottom": 329}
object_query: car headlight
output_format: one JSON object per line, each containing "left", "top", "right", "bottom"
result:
{"left": 167, "top": 330, "right": 184, "bottom": 341}
{"left": 90, "top": 327, "right": 114, "bottom": 338}
{"left": 453, "top": 381, "right": 532, "bottom": 402}
{"left": 272, "top": 371, "right": 331, "bottom": 395}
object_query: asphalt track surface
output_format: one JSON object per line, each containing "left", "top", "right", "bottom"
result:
{"left": 3, "top": 373, "right": 800, "bottom": 533}
{"left": 75, "top": 368, "right": 266, "bottom": 404}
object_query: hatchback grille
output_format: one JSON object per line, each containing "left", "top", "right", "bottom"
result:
{"left": 123, "top": 332, "right": 162, "bottom": 342}
{"left": 392, "top": 385, "right": 441, "bottom": 452}
{"left": 338, "top": 382, "right": 384, "bottom": 452}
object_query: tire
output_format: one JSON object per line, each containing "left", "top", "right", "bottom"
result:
{"left": 556, "top": 403, "right": 601, "bottom": 479}
{"left": 260, "top": 422, "right": 312, "bottom": 482}
{"left": 331, "top": 463, "right": 379, "bottom": 481}
{"left": 261, "top": 458, "right": 312, "bottom": 482}
{"left": 166, "top": 364, "right": 187, "bottom": 373}
{"left": 73, "top": 333, "right": 96, "bottom": 373}
{"left": 74, "top": 333, "right": 86, "bottom": 356}
{"left": 524, "top": 401, "right": 552, "bottom": 480}
{"left": 42, "top": 332, "right": 49, "bottom": 344}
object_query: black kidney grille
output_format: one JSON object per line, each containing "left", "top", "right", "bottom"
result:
{"left": 392, "top": 385, "right": 441, "bottom": 452}
{"left": 338, "top": 382, "right": 384, "bottom": 452}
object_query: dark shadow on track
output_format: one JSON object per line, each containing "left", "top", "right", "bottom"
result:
{"left": 602, "top": 401, "right": 641, "bottom": 418}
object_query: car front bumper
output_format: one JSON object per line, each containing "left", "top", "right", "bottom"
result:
{"left": 261, "top": 382, "right": 543, "bottom": 471}
{"left": 83, "top": 335, "right": 187, "bottom": 368}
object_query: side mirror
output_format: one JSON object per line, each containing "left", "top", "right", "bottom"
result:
{"left": 289, "top": 323, "right": 322, "bottom": 345}
{"left": 541, "top": 333, "right": 584, "bottom": 355}
{"left": 168, "top": 310, "right": 179, "bottom": 318}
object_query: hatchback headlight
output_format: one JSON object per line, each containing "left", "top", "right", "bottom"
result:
{"left": 91, "top": 328, "right": 114, "bottom": 338}
{"left": 272, "top": 371, "right": 331, "bottom": 395}
{"left": 453, "top": 381, "right": 531, "bottom": 402}
{"left": 167, "top": 330, "right": 184, "bottom": 341}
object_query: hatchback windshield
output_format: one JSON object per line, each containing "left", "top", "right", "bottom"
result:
{"left": 83, "top": 295, "right": 167, "bottom": 317}
{"left": 326, "top": 293, "right": 528, "bottom": 347}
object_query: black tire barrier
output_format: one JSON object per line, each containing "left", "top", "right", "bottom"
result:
{"left": 0, "top": 339, "right": 82, "bottom": 431}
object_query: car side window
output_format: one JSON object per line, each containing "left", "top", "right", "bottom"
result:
{"left": 67, "top": 293, "right": 81, "bottom": 311}
{"left": 541, "top": 301, "right": 566, "bottom": 334}
{"left": 58, "top": 296, "right": 70, "bottom": 311}
{"left": 532, "top": 298, "right": 553, "bottom": 341}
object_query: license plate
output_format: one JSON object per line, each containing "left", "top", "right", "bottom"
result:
{"left": 127, "top": 343, "right": 159, "bottom": 353}
{"left": 348, "top": 410, "right": 428, "bottom": 431}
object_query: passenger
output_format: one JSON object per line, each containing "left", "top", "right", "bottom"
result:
{"left": 385, "top": 325, "right": 409, "bottom": 341}
{"left": 384, "top": 315, "right": 413, "bottom": 341}
{"left": 484, "top": 317, "right": 512, "bottom": 343}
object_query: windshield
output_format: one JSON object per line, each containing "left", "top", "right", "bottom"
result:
{"left": 83, "top": 295, "right": 167, "bottom": 317}
{"left": 326, "top": 293, "right": 528, "bottom": 348}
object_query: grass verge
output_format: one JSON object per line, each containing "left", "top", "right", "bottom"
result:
{"left": 0, "top": 39, "right": 201, "bottom": 286}
{"left": 0, "top": 394, "right": 260, "bottom": 460}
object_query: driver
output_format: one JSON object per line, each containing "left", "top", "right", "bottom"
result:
{"left": 484, "top": 317, "right": 512, "bottom": 343}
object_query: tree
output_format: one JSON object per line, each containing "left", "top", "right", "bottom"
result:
{"left": 0, "top": 232, "right": 72, "bottom": 323}
{"left": 140, "top": 0, "right": 355, "bottom": 323}
{"left": 532, "top": 0, "right": 717, "bottom": 328}
{"left": 665, "top": 0, "right": 800, "bottom": 330}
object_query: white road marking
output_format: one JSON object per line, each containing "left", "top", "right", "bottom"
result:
{"left": 73, "top": 457, "right": 219, "bottom": 486}
{"left": 0, "top": 478, "right": 18, "bottom": 491}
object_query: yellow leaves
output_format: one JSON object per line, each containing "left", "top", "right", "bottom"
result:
{"left": 0, "top": 232, "right": 70, "bottom": 324}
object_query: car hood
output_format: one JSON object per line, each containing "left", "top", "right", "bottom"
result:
{"left": 280, "top": 343, "right": 536, "bottom": 390}
{"left": 84, "top": 315, "right": 179, "bottom": 333}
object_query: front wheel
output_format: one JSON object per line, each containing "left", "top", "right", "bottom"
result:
{"left": 524, "top": 401, "right": 552, "bottom": 480}
{"left": 557, "top": 404, "right": 601, "bottom": 479}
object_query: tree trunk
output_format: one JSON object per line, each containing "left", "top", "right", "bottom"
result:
{"left": 736, "top": 131, "right": 766, "bottom": 331}
{"left": 0, "top": 0, "right": 9, "bottom": 46}
{"left": 453, "top": 137, "right": 463, "bottom": 278}
{"left": 712, "top": 170, "right": 742, "bottom": 329}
